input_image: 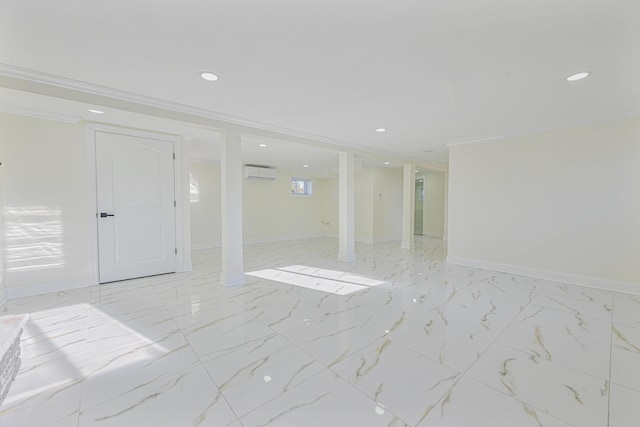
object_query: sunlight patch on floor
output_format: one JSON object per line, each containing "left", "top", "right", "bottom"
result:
{"left": 246, "top": 265, "right": 385, "bottom": 295}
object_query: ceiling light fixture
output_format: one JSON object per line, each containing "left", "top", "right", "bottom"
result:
{"left": 384, "top": 161, "right": 390, "bottom": 165}
{"left": 258, "top": 144, "right": 267, "bottom": 148}
{"left": 88, "top": 109, "right": 104, "bottom": 114}
{"left": 567, "top": 72, "right": 589, "bottom": 82}
{"left": 303, "top": 164, "right": 309, "bottom": 168}
{"left": 375, "top": 128, "right": 387, "bottom": 133}
{"left": 200, "top": 71, "right": 219, "bottom": 81}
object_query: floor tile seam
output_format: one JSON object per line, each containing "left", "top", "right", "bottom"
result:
{"left": 380, "top": 328, "right": 488, "bottom": 373}
{"left": 170, "top": 301, "right": 255, "bottom": 336}
{"left": 193, "top": 359, "right": 244, "bottom": 426}
{"left": 231, "top": 369, "right": 328, "bottom": 424}
{"left": 325, "top": 368, "right": 416, "bottom": 427}
{"left": 609, "top": 381, "right": 640, "bottom": 394}
{"left": 493, "top": 339, "right": 611, "bottom": 382}
{"left": 500, "top": 316, "right": 614, "bottom": 351}
{"left": 321, "top": 334, "right": 459, "bottom": 426}
{"left": 451, "top": 295, "right": 536, "bottom": 395}
{"left": 75, "top": 302, "right": 100, "bottom": 419}
{"left": 445, "top": 375, "right": 581, "bottom": 427}
{"left": 272, "top": 313, "right": 382, "bottom": 372}
{"left": 607, "top": 294, "right": 615, "bottom": 427}
{"left": 274, "top": 308, "right": 368, "bottom": 337}
{"left": 2, "top": 375, "right": 84, "bottom": 416}
{"left": 460, "top": 371, "right": 582, "bottom": 427}
{"left": 538, "top": 289, "right": 614, "bottom": 307}
{"left": 612, "top": 320, "right": 640, "bottom": 334}
{"left": 185, "top": 299, "right": 325, "bottom": 419}
{"left": 98, "top": 292, "right": 246, "bottom": 426}
{"left": 412, "top": 373, "right": 464, "bottom": 427}
{"left": 521, "top": 301, "right": 614, "bottom": 328}
{"left": 223, "top": 268, "right": 360, "bottom": 409}
{"left": 76, "top": 347, "right": 204, "bottom": 414}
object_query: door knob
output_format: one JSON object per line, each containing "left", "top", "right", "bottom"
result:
{"left": 100, "top": 212, "right": 115, "bottom": 218}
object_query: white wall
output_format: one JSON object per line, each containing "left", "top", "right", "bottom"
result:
{"left": 0, "top": 151, "right": 6, "bottom": 307}
{"left": 189, "top": 161, "right": 327, "bottom": 246}
{"left": 0, "top": 113, "right": 92, "bottom": 294}
{"left": 422, "top": 171, "right": 445, "bottom": 238}
{"left": 372, "top": 168, "right": 403, "bottom": 242}
{"left": 0, "top": 113, "right": 192, "bottom": 297}
{"left": 447, "top": 116, "right": 640, "bottom": 291}
{"left": 322, "top": 167, "right": 403, "bottom": 243}
{"left": 243, "top": 169, "right": 325, "bottom": 243}
{"left": 189, "top": 160, "right": 222, "bottom": 249}
{"left": 355, "top": 170, "right": 374, "bottom": 242}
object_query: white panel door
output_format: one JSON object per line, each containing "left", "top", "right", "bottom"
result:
{"left": 96, "top": 131, "right": 176, "bottom": 283}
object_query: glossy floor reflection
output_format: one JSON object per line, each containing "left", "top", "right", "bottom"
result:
{"left": 1, "top": 237, "right": 639, "bottom": 426}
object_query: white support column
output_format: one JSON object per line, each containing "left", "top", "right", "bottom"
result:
{"left": 443, "top": 172, "right": 449, "bottom": 242}
{"left": 338, "top": 151, "right": 356, "bottom": 262}
{"left": 401, "top": 163, "right": 415, "bottom": 249}
{"left": 220, "top": 129, "right": 245, "bottom": 286}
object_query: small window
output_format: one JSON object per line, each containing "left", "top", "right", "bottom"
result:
{"left": 291, "top": 177, "right": 313, "bottom": 196}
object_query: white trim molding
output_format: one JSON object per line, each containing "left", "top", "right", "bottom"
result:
{"left": 0, "top": 104, "right": 81, "bottom": 124}
{"left": 244, "top": 233, "right": 324, "bottom": 245}
{"left": 446, "top": 256, "right": 640, "bottom": 296}
{"left": 0, "top": 63, "right": 442, "bottom": 171}
{"left": 192, "top": 242, "right": 222, "bottom": 250}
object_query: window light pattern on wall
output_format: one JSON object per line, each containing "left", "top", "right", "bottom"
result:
{"left": 189, "top": 173, "right": 200, "bottom": 203}
{"left": 291, "top": 178, "right": 312, "bottom": 196}
{"left": 4, "top": 207, "right": 64, "bottom": 271}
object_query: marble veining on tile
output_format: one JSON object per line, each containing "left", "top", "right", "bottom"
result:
{"left": 0, "top": 236, "right": 637, "bottom": 426}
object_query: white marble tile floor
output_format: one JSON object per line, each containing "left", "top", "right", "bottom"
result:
{"left": 0, "top": 236, "right": 638, "bottom": 426}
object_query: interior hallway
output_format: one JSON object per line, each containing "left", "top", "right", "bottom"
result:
{"left": 1, "top": 236, "right": 638, "bottom": 426}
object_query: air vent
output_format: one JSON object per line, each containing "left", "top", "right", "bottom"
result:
{"left": 244, "top": 165, "right": 277, "bottom": 180}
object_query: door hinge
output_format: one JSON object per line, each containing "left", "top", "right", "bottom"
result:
{"left": 173, "top": 153, "right": 175, "bottom": 160}
{"left": 174, "top": 200, "right": 176, "bottom": 207}
{"left": 175, "top": 248, "right": 178, "bottom": 255}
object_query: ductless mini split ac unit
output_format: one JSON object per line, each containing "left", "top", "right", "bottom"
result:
{"left": 244, "top": 165, "right": 277, "bottom": 180}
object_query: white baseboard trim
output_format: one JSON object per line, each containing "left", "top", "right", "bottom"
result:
{"left": 6, "top": 276, "right": 92, "bottom": 299}
{"left": 446, "top": 256, "right": 640, "bottom": 296}
{"left": 372, "top": 236, "right": 402, "bottom": 244}
{"left": 244, "top": 234, "right": 324, "bottom": 245}
{"left": 191, "top": 242, "right": 221, "bottom": 250}
{"left": 422, "top": 232, "right": 444, "bottom": 239}
{"left": 348, "top": 236, "right": 402, "bottom": 244}
{"left": 220, "top": 273, "right": 246, "bottom": 287}
{"left": 181, "top": 263, "right": 193, "bottom": 272}
{"left": 0, "top": 289, "right": 7, "bottom": 308}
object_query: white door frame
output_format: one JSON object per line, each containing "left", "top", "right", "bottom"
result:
{"left": 86, "top": 123, "right": 187, "bottom": 286}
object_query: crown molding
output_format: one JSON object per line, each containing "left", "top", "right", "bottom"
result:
{"left": 0, "top": 63, "right": 433, "bottom": 166}
{"left": 0, "top": 104, "right": 81, "bottom": 124}
{"left": 445, "top": 109, "right": 640, "bottom": 148}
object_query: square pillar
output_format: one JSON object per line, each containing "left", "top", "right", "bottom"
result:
{"left": 220, "top": 129, "right": 245, "bottom": 286}
{"left": 338, "top": 151, "right": 356, "bottom": 262}
{"left": 401, "top": 163, "right": 415, "bottom": 249}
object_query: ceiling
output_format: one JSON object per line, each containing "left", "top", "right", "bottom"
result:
{"left": 2, "top": 0, "right": 639, "bottom": 168}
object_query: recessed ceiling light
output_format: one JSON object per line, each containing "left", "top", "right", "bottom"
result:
{"left": 88, "top": 109, "right": 104, "bottom": 114}
{"left": 415, "top": 170, "right": 418, "bottom": 173}
{"left": 258, "top": 144, "right": 267, "bottom": 148}
{"left": 303, "top": 164, "right": 309, "bottom": 168}
{"left": 567, "top": 72, "right": 589, "bottom": 82}
{"left": 200, "top": 71, "right": 219, "bottom": 81}
{"left": 384, "top": 161, "right": 390, "bottom": 165}
{"left": 375, "top": 128, "right": 387, "bottom": 133}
